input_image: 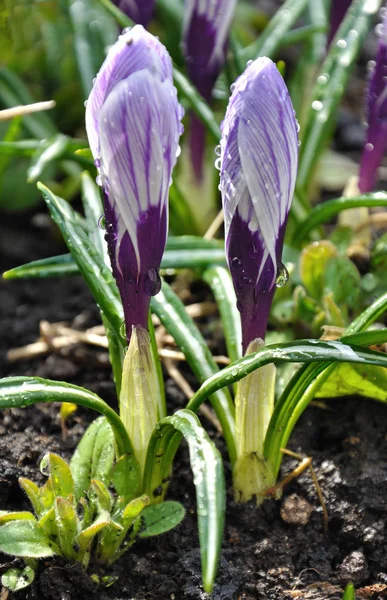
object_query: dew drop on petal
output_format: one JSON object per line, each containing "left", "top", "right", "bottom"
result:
{"left": 365, "top": 142, "right": 374, "bottom": 152}
{"left": 119, "top": 321, "right": 127, "bottom": 340}
{"left": 98, "top": 215, "right": 106, "bottom": 230}
{"left": 144, "top": 268, "right": 162, "bottom": 296}
{"left": 276, "top": 261, "right": 289, "bottom": 288}
{"left": 214, "top": 144, "right": 221, "bottom": 156}
{"left": 96, "top": 174, "right": 102, "bottom": 187}
{"left": 231, "top": 257, "right": 243, "bottom": 269}
{"left": 214, "top": 157, "right": 222, "bottom": 170}
{"left": 246, "top": 60, "right": 253, "bottom": 67}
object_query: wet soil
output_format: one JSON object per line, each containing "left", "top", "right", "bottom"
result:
{"left": 1, "top": 213, "right": 387, "bottom": 600}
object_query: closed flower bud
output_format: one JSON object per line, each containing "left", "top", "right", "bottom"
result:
{"left": 111, "top": 0, "right": 155, "bottom": 26}
{"left": 86, "top": 26, "right": 184, "bottom": 338}
{"left": 183, "top": 0, "right": 236, "bottom": 179}
{"left": 358, "top": 7, "right": 387, "bottom": 193}
{"left": 220, "top": 57, "right": 299, "bottom": 352}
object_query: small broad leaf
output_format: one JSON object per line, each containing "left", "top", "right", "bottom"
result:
{"left": 325, "top": 257, "right": 361, "bottom": 310}
{"left": 112, "top": 454, "right": 141, "bottom": 502}
{"left": 47, "top": 453, "right": 75, "bottom": 499}
{"left": 55, "top": 498, "right": 78, "bottom": 559}
{"left": 40, "top": 479, "right": 55, "bottom": 511}
{"left": 300, "top": 240, "right": 337, "bottom": 298}
{"left": 0, "top": 521, "right": 58, "bottom": 557}
{"left": 19, "top": 478, "right": 44, "bottom": 516}
{"left": 317, "top": 362, "right": 387, "bottom": 402}
{"left": 91, "top": 479, "right": 112, "bottom": 512}
{"left": 0, "top": 512, "right": 35, "bottom": 524}
{"left": 121, "top": 495, "right": 149, "bottom": 529}
{"left": 139, "top": 501, "right": 185, "bottom": 538}
{"left": 76, "top": 513, "right": 110, "bottom": 553}
{"left": 38, "top": 506, "right": 57, "bottom": 539}
{"left": 2, "top": 565, "right": 35, "bottom": 591}
{"left": 70, "top": 417, "right": 116, "bottom": 500}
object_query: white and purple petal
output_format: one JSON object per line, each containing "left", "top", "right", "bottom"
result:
{"left": 220, "top": 58, "right": 298, "bottom": 351}
{"left": 112, "top": 0, "right": 155, "bottom": 26}
{"left": 86, "top": 25, "right": 173, "bottom": 162}
{"left": 358, "top": 10, "right": 387, "bottom": 193}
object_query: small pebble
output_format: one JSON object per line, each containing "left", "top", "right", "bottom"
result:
{"left": 280, "top": 494, "right": 314, "bottom": 526}
{"left": 338, "top": 550, "right": 369, "bottom": 584}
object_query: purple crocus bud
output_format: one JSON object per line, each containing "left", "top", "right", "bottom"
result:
{"left": 328, "top": 0, "right": 352, "bottom": 46}
{"left": 183, "top": 0, "right": 236, "bottom": 180}
{"left": 358, "top": 8, "right": 387, "bottom": 193}
{"left": 86, "top": 26, "right": 184, "bottom": 338}
{"left": 112, "top": 0, "right": 155, "bottom": 26}
{"left": 220, "top": 58, "right": 298, "bottom": 353}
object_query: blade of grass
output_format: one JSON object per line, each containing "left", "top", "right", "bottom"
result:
{"left": 297, "top": 0, "right": 383, "bottom": 195}
{"left": 0, "top": 377, "right": 132, "bottom": 456}
{"left": 293, "top": 192, "right": 387, "bottom": 244}
{"left": 151, "top": 281, "right": 237, "bottom": 465}
{"left": 143, "top": 409, "right": 224, "bottom": 594}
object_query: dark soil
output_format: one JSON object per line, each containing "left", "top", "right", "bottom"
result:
{"left": 1, "top": 212, "right": 387, "bottom": 600}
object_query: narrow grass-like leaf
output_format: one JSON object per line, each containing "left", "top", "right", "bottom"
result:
{"left": 342, "top": 583, "right": 355, "bottom": 600}
{"left": 293, "top": 192, "right": 387, "bottom": 243}
{"left": 186, "top": 340, "right": 387, "bottom": 415}
{"left": 2, "top": 254, "right": 78, "bottom": 279}
{"left": 238, "top": 0, "right": 308, "bottom": 65}
{"left": 37, "top": 183, "right": 125, "bottom": 350}
{"left": 297, "top": 0, "right": 383, "bottom": 194}
{"left": 143, "top": 409, "right": 225, "bottom": 594}
{"left": 0, "top": 377, "right": 132, "bottom": 457}
{"left": 0, "top": 69, "right": 56, "bottom": 139}
{"left": 151, "top": 281, "right": 236, "bottom": 465}
{"left": 27, "top": 134, "right": 69, "bottom": 182}
{"left": 203, "top": 266, "right": 242, "bottom": 364}
{"left": 81, "top": 172, "right": 123, "bottom": 389}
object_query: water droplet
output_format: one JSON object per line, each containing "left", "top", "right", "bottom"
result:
{"left": 375, "top": 22, "right": 385, "bottom": 37}
{"left": 230, "top": 83, "right": 236, "bottom": 93}
{"left": 365, "top": 142, "right": 374, "bottom": 152}
{"left": 214, "top": 144, "right": 221, "bottom": 156}
{"left": 312, "top": 100, "right": 323, "bottom": 111}
{"left": 96, "top": 174, "right": 102, "bottom": 187}
{"left": 231, "top": 257, "right": 242, "bottom": 269}
{"left": 246, "top": 59, "right": 253, "bottom": 67}
{"left": 84, "top": 100, "right": 88, "bottom": 107}
{"left": 176, "top": 145, "right": 181, "bottom": 158}
{"left": 144, "top": 268, "right": 161, "bottom": 296}
{"left": 40, "top": 454, "right": 50, "bottom": 477}
{"left": 119, "top": 321, "right": 127, "bottom": 339}
{"left": 336, "top": 39, "right": 347, "bottom": 49}
{"left": 276, "top": 261, "right": 289, "bottom": 288}
{"left": 94, "top": 158, "right": 101, "bottom": 168}
{"left": 317, "top": 74, "right": 328, "bottom": 85}
{"left": 98, "top": 215, "right": 106, "bottom": 230}
{"left": 214, "top": 157, "right": 222, "bottom": 170}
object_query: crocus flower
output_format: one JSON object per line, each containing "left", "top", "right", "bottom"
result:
{"left": 86, "top": 26, "right": 184, "bottom": 338}
{"left": 358, "top": 8, "right": 387, "bottom": 193}
{"left": 183, "top": 0, "right": 236, "bottom": 179}
{"left": 328, "top": 0, "right": 352, "bottom": 46}
{"left": 112, "top": 0, "right": 155, "bottom": 26}
{"left": 220, "top": 57, "right": 298, "bottom": 353}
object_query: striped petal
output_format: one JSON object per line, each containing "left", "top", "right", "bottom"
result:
{"left": 358, "top": 9, "right": 387, "bottom": 193}
{"left": 220, "top": 58, "right": 298, "bottom": 351}
{"left": 86, "top": 25, "right": 172, "bottom": 164}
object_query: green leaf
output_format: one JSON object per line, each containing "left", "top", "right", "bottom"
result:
{"left": 19, "top": 478, "right": 43, "bottom": 516}
{"left": 139, "top": 501, "right": 185, "bottom": 538}
{"left": 325, "top": 257, "right": 361, "bottom": 310}
{"left": 27, "top": 134, "right": 69, "bottom": 182}
{"left": 0, "top": 521, "right": 57, "bottom": 557}
{"left": 112, "top": 454, "right": 141, "bottom": 503}
{"left": 297, "top": 0, "right": 383, "bottom": 194}
{"left": 45, "top": 453, "right": 75, "bottom": 500}
{"left": 3, "top": 254, "right": 78, "bottom": 279}
{"left": 187, "top": 340, "right": 387, "bottom": 416}
{"left": 0, "top": 512, "right": 35, "bottom": 524}
{"left": 76, "top": 513, "right": 110, "bottom": 553}
{"left": 299, "top": 240, "right": 337, "bottom": 298}
{"left": 55, "top": 498, "right": 78, "bottom": 559}
{"left": 37, "top": 183, "right": 125, "bottom": 350}
{"left": 143, "top": 409, "right": 225, "bottom": 594}
{"left": 2, "top": 565, "right": 35, "bottom": 591}
{"left": 238, "top": 0, "right": 308, "bottom": 64}
{"left": 121, "top": 495, "right": 150, "bottom": 528}
{"left": 151, "top": 281, "right": 236, "bottom": 466}
{"left": 317, "top": 362, "right": 387, "bottom": 402}
{"left": 0, "top": 377, "right": 133, "bottom": 458}
{"left": 203, "top": 266, "right": 242, "bottom": 364}
{"left": 91, "top": 479, "right": 112, "bottom": 512}
{"left": 70, "top": 417, "right": 118, "bottom": 500}
{"left": 293, "top": 192, "right": 387, "bottom": 244}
